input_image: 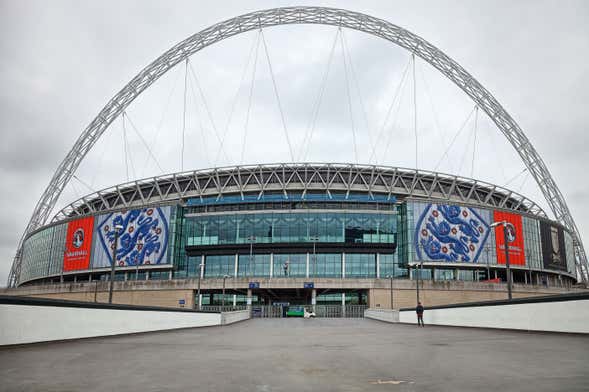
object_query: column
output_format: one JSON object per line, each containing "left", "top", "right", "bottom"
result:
{"left": 342, "top": 253, "right": 346, "bottom": 279}
{"left": 306, "top": 253, "right": 310, "bottom": 278}
{"left": 234, "top": 254, "right": 239, "bottom": 278}
{"left": 376, "top": 253, "right": 380, "bottom": 279}
{"left": 269, "top": 253, "right": 274, "bottom": 278}
{"left": 233, "top": 294, "right": 237, "bottom": 308}
{"left": 311, "top": 288, "right": 317, "bottom": 312}
{"left": 200, "top": 255, "right": 205, "bottom": 279}
{"left": 247, "top": 288, "right": 252, "bottom": 311}
{"left": 341, "top": 292, "right": 346, "bottom": 317}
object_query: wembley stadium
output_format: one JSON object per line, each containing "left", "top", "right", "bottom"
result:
{"left": 4, "top": 7, "right": 588, "bottom": 311}
{"left": 9, "top": 163, "right": 580, "bottom": 311}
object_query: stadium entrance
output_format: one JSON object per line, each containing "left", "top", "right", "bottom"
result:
{"left": 198, "top": 289, "right": 368, "bottom": 318}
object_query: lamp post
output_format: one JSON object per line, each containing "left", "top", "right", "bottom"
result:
{"left": 196, "top": 260, "right": 205, "bottom": 310}
{"left": 491, "top": 220, "right": 514, "bottom": 300}
{"left": 484, "top": 245, "right": 491, "bottom": 281}
{"left": 135, "top": 237, "right": 143, "bottom": 281}
{"left": 387, "top": 275, "right": 394, "bottom": 309}
{"left": 310, "top": 235, "right": 319, "bottom": 278}
{"left": 222, "top": 274, "right": 230, "bottom": 309}
{"left": 108, "top": 224, "right": 124, "bottom": 304}
{"left": 414, "top": 245, "right": 424, "bottom": 304}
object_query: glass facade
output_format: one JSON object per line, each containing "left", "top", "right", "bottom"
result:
{"left": 345, "top": 254, "right": 376, "bottom": 278}
{"left": 20, "top": 223, "right": 66, "bottom": 283}
{"left": 16, "top": 199, "right": 579, "bottom": 285}
{"left": 274, "top": 254, "right": 306, "bottom": 277}
{"left": 523, "top": 216, "right": 543, "bottom": 270}
{"left": 238, "top": 254, "right": 271, "bottom": 277}
{"left": 183, "top": 211, "right": 396, "bottom": 246}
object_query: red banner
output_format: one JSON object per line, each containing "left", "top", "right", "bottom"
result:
{"left": 63, "top": 216, "right": 95, "bottom": 271}
{"left": 493, "top": 211, "right": 525, "bottom": 265}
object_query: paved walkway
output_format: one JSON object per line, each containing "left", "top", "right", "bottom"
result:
{"left": 1, "top": 318, "right": 587, "bottom": 391}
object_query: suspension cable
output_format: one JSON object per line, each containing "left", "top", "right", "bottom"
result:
{"left": 187, "top": 61, "right": 230, "bottom": 163}
{"left": 142, "top": 65, "right": 182, "bottom": 175}
{"left": 215, "top": 30, "right": 262, "bottom": 166}
{"left": 503, "top": 167, "right": 528, "bottom": 188}
{"left": 260, "top": 29, "right": 295, "bottom": 162}
{"left": 457, "top": 116, "right": 476, "bottom": 176}
{"left": 368, "top": 56, "right": 411, "bottom": 164}
{"left": 187, "top": 71, "right": 211, "bottom": 167}
{"left": 417, "top": 62, "right": 454, "bottom": 173}
{"left": 181, "top": 58, "right": 189, "bottom": 171}
{"left": 412, "top": 53, "right": 418, "bottom": 169}
{"left": 123, "top": 111, "right": 165, "bottom": 174}
{"left": 73, "top": 174, "right": 98, "bottom": 194}
{"left": 378, "top": 73, "right": 409, "bottom": 165}
{"left": 300, "top": 28, "right": 340, "bottom": 162}
{"left": 340, "top": 28, "right": 358, "bottom": 163}
{"left": 241, "top": 30, "right": 262, "bottom": 164}
{"left": 470, "top": 106, "right": 479, "bottom": 178}
{"left": 121, "top": 114, "right": 136, "bottom": 181}
{"left": 341, "top": 29, "right": 374, "bottom": 158}
{"left": 433, "top": 105, "right": 477, "bottom": 171}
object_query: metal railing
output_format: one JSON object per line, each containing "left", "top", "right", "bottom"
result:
{"left": 248, "top": 304, "right": 368, "bottom": 318}
{"left": 200, "top": 305, "right": 247, "bottom": 312}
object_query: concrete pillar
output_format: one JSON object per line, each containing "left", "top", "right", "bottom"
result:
{"left": 376, "top": 253, "right": 380, "bottom": 279}
{"left": 247, "top": 288, "right": 252, "bottom": 311}
{"left": 342, "top": 253, "right": 346, "bottom": 279}
{"left": 234, "top": 254, "right": 239, "bottom": 278}
{"left": 524, "top": 271, "right": 528, "bottom": 284}
{"left": 200, "top": 255, "right": 205, "bottom": 279}
{"left": 306, "top": 253, "right": 310, "bottom": 278}
{"left": 341, "top": 292, "right": 346, "bottom": 317}
{"left": 233, "top": 294, "right": 237, "bottom": 308}
{"left": 269, "top": 253, "right": 274, "bottom": 278}
{"left": 455, "top": 268, "right": 460, "bottom": 281}
{"left": 311, "top": 289, "right": 317, "bottom": 312}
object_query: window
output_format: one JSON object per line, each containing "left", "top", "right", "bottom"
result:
{"left": 204, "top": 255, "right": 235, "bottom": 278}
{"left": 345, "top": 254, "right": 376, "bottom": 278}
{"left": 274, "top": 254, "right": 306, "bottom": 277}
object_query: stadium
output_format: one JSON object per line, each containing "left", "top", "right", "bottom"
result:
{"left": 4, "top": 7, "right": 588, "bottom": 313}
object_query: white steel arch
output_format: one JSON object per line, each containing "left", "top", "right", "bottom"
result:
{"left": 8, "top": 6, "right": 587, "bottom": 285}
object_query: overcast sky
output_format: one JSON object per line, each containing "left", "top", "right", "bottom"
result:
{"left": 1, "top": 0, "right": 588, "bottom": 285}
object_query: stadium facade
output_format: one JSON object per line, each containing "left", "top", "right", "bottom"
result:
{"left": 12, "top": 164, "right": 579, "bottom": 310}
{"left": 6, "top": 7, "right": 588, "bottom": 309}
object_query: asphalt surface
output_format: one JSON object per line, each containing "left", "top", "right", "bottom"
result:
{"left": 0, "top": 318, "right": 588, "bottom": 392}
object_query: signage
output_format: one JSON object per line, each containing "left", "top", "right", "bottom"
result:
{"left": 92, "top": 206, "right": 171, "bottom": 268}
{"left": 540, "top": 222, "right": 567, "bottom": 271}
{"left": 63, "top": 216, "right": 95, "bottom": 271}
{"left": 249, "top": 282, "right": 260, "bottom": 289}
{"left": 414, "top": 203, "right": 491, "bottom": 263}
{"left": 304, "top": 282, "right": 314, "bottom": 289}
{"left": 493, "top": 211, "right": 525, "bottom": 265}
{"left": 178, "top": 299, "right": 186, "bottom": 305}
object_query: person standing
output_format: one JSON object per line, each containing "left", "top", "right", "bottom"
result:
{"left": 416, "top": 302, "right": 424, "bottom": 327}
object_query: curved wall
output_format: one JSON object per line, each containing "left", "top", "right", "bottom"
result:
{"left": 18, "top": 197, "right": 577, "bottom": 286}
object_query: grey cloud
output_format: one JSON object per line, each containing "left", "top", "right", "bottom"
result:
{"left": 0, "top": 0, "right": 588, "bottom": 285}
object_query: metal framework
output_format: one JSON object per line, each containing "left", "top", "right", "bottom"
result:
{"left": 51, "top": 163, "right": 546, "bottom": 222}
{"left": 8, "top": 6, "right": 587, "bottom": 285}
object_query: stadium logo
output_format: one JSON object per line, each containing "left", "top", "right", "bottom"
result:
{"left": 72, "top": 228, "right": 84, "bottom": 249}
{"left": 96, "top": 207, "right": 170, "bottom": 267}
{"left": 506, "top": 224, "right": 516, "bottom": 243}
{"left": 415, "top": 204, "right": 490, "bottom": 263}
